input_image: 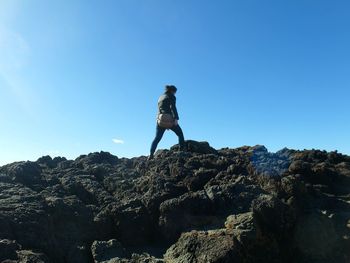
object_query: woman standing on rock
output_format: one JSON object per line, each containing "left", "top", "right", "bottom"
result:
{"left": 149, "top": 85, "right": 185, "bottom": 160}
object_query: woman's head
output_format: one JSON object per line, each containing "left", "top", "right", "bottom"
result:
{"left": 165, "top": 85, "right": 177, "bottom": 94}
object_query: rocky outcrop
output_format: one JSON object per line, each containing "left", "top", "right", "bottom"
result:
{"left": 0, "top": 141, "right": 349, "bottom": 262}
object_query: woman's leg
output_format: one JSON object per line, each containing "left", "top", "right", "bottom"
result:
{"left": 150, "top": 125, "right": 166, "bottom": 156}
{"left": 171, "top": 124, "right": 185, "bottom": 150}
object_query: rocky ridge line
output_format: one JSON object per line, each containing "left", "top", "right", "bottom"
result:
{"left": 0, "top": 140, "right": 349, "bottom": 263}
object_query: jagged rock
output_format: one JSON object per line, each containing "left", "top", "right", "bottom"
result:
{"left": 124, "top": 254, "right": 163, "bottom": 263}
{"left": 225, "top": 212, "right": 256, "bottom": 243}
{"left": 91, "top": 239, "right": 126, "bottom": 263}
{"left": 91, "top": 240, "right": 164, "bottom": 263}
{"left": 76, "top": 151, "right": 119, "bottom": 168}
{"left": 183, "top": 168, "right": 218, "bottom": 191}
{"left": 164, "top": 230, "right": 239, "bottom": 263}
{"left": 171, "top": 140, "right": 218, "bottom": 155}
{"left": 294, "top": 212, "right": 342, "bottom": 261}
{"left": 0, "top": 161, "right": 42, "bottom": 186}
{"left": 37, "top": 156, "right": 67, "bottom": 169}
{"left": 0, "top": 141, "right": 349, "bottom": 263}
{"left": 252, "top": 194, "right": 296, "bottom": 236}
{"left": 289, "top": 160, "right": 312, "bottom": 175}
{"left": 0, "top": 239, "right": 20, "bottom": 261}
{"left": 250, "top": 147, "right": 291, "bottom": 177}
{"left": 159, "top": 191, "right": 215, "bottom": 241}
{"left": 113, "top": 200, "right": 154, "bottom": 245}
{"left": 0, "top": 183, "right": 49, "bottom": 249}
{"left": 0, "top": 239, "right": 49, "bottom": 263}
{"left": 17, "top": 250, "right": 50, "bottom": 263}
{"left": 204, "top": 175, "right": 262, "bottom": 214}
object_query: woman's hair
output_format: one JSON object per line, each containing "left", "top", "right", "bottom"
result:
{"left": 165, "top": 85, "right": 177, "bottom": 92}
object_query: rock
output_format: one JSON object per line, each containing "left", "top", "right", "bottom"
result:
{"left": 37, "top": 156, "right": 55, "bottom": 168}
{"left": 164, "top": 230, "right": 240, "bottom": 263}
{"left": 183, "top": 168, "right": 217, "bottom": 191}
{"left": 0, "top": 161, "right": 42, "bottom": 186}
{"left": 204, "top": 175, "right": 262, "bottom": 215}
{"left": 76, "top": 151, "right": 119, "bottom": 168}
{"left": 225, "top": 212, "right": 254, "bottom": 231}
{"left": 57, "top": 160, "right": 74, "bottom": 170}
{"left": 91, "top": 240, "right": 164, "bottom": 263}
{"left": 252, "top": 194, "right": 295, "bottom": 236}
{"left": 113, "top": 200, "right": 154, "bottom": 245}
{"left": 0, "top": 183, "right": 49, "bottom": 249}
{"left": 126, "top": 254, "right": 163, "bottom": 263}
{"left": 0, "top": 239, "right": 20, "bottom": 261}
{"left": 159, "top": 191, "right": 214, "bottom": 241}
{"left": 37, "top": 155, "right": 67, "bottom": 169}
{"left": 17, "top": 250, "right": 50, "bottom": 263}
{"left": 225, "top": 212, "right": 257, "bottom": 244}
{"left": 250, "top": 147, "right": 291, "bottom": 177}
{"left": 311, "top": 162, "right": 338, "bottom": 184}
{"left": 0, "top": 141, "right": 348, "bottom": 262}
{"left": 91, "top": 239, "right": 126, "bottom": 263}
{"left": 294, "top": 212, "right": 340, "bottom": 261}
{"left": 0, "top": 239, "right": 49, "bottom": 263}
{"left": 66, "top": 244, "right": 92, "bottom": 263}
{"left": 289, "top": 160, "right": 312, "bottom": 175}
{"left": 171, "top": 140, "right": 218, "bottom": 155}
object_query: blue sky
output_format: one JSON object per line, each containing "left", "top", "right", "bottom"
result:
{"left": 1, "top": 0, "right": 349, "bottom": 165}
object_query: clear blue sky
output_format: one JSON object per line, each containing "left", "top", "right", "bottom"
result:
{"left": 1, "top": 0, "right": 349, "bottom": 165}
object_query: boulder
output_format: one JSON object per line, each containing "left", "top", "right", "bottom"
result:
{"left": 164, "top": 230, "right": 240, "bottom": 263}
{"left": 171, "top": 140, "right": 218, "bottom": 155}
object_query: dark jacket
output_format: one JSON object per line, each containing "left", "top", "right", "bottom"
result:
{"left": 157, "top": 92, "right": 179, "bottom": 120}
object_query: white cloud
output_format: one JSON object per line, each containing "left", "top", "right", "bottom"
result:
{"left": 112, "top": 138, "right": 124, "bottom": 144}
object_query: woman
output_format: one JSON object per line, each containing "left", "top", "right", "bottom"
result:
{"left": 149, "top": 85, "right": 185, "bottom": 160}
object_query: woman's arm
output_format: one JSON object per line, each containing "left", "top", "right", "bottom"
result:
{"left": 170, "top": 96, "right": 179, "bottom": 120}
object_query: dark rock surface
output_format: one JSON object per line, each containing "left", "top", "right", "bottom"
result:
{"left": 0, "top": 141, "right": 349, "bottom": 262}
